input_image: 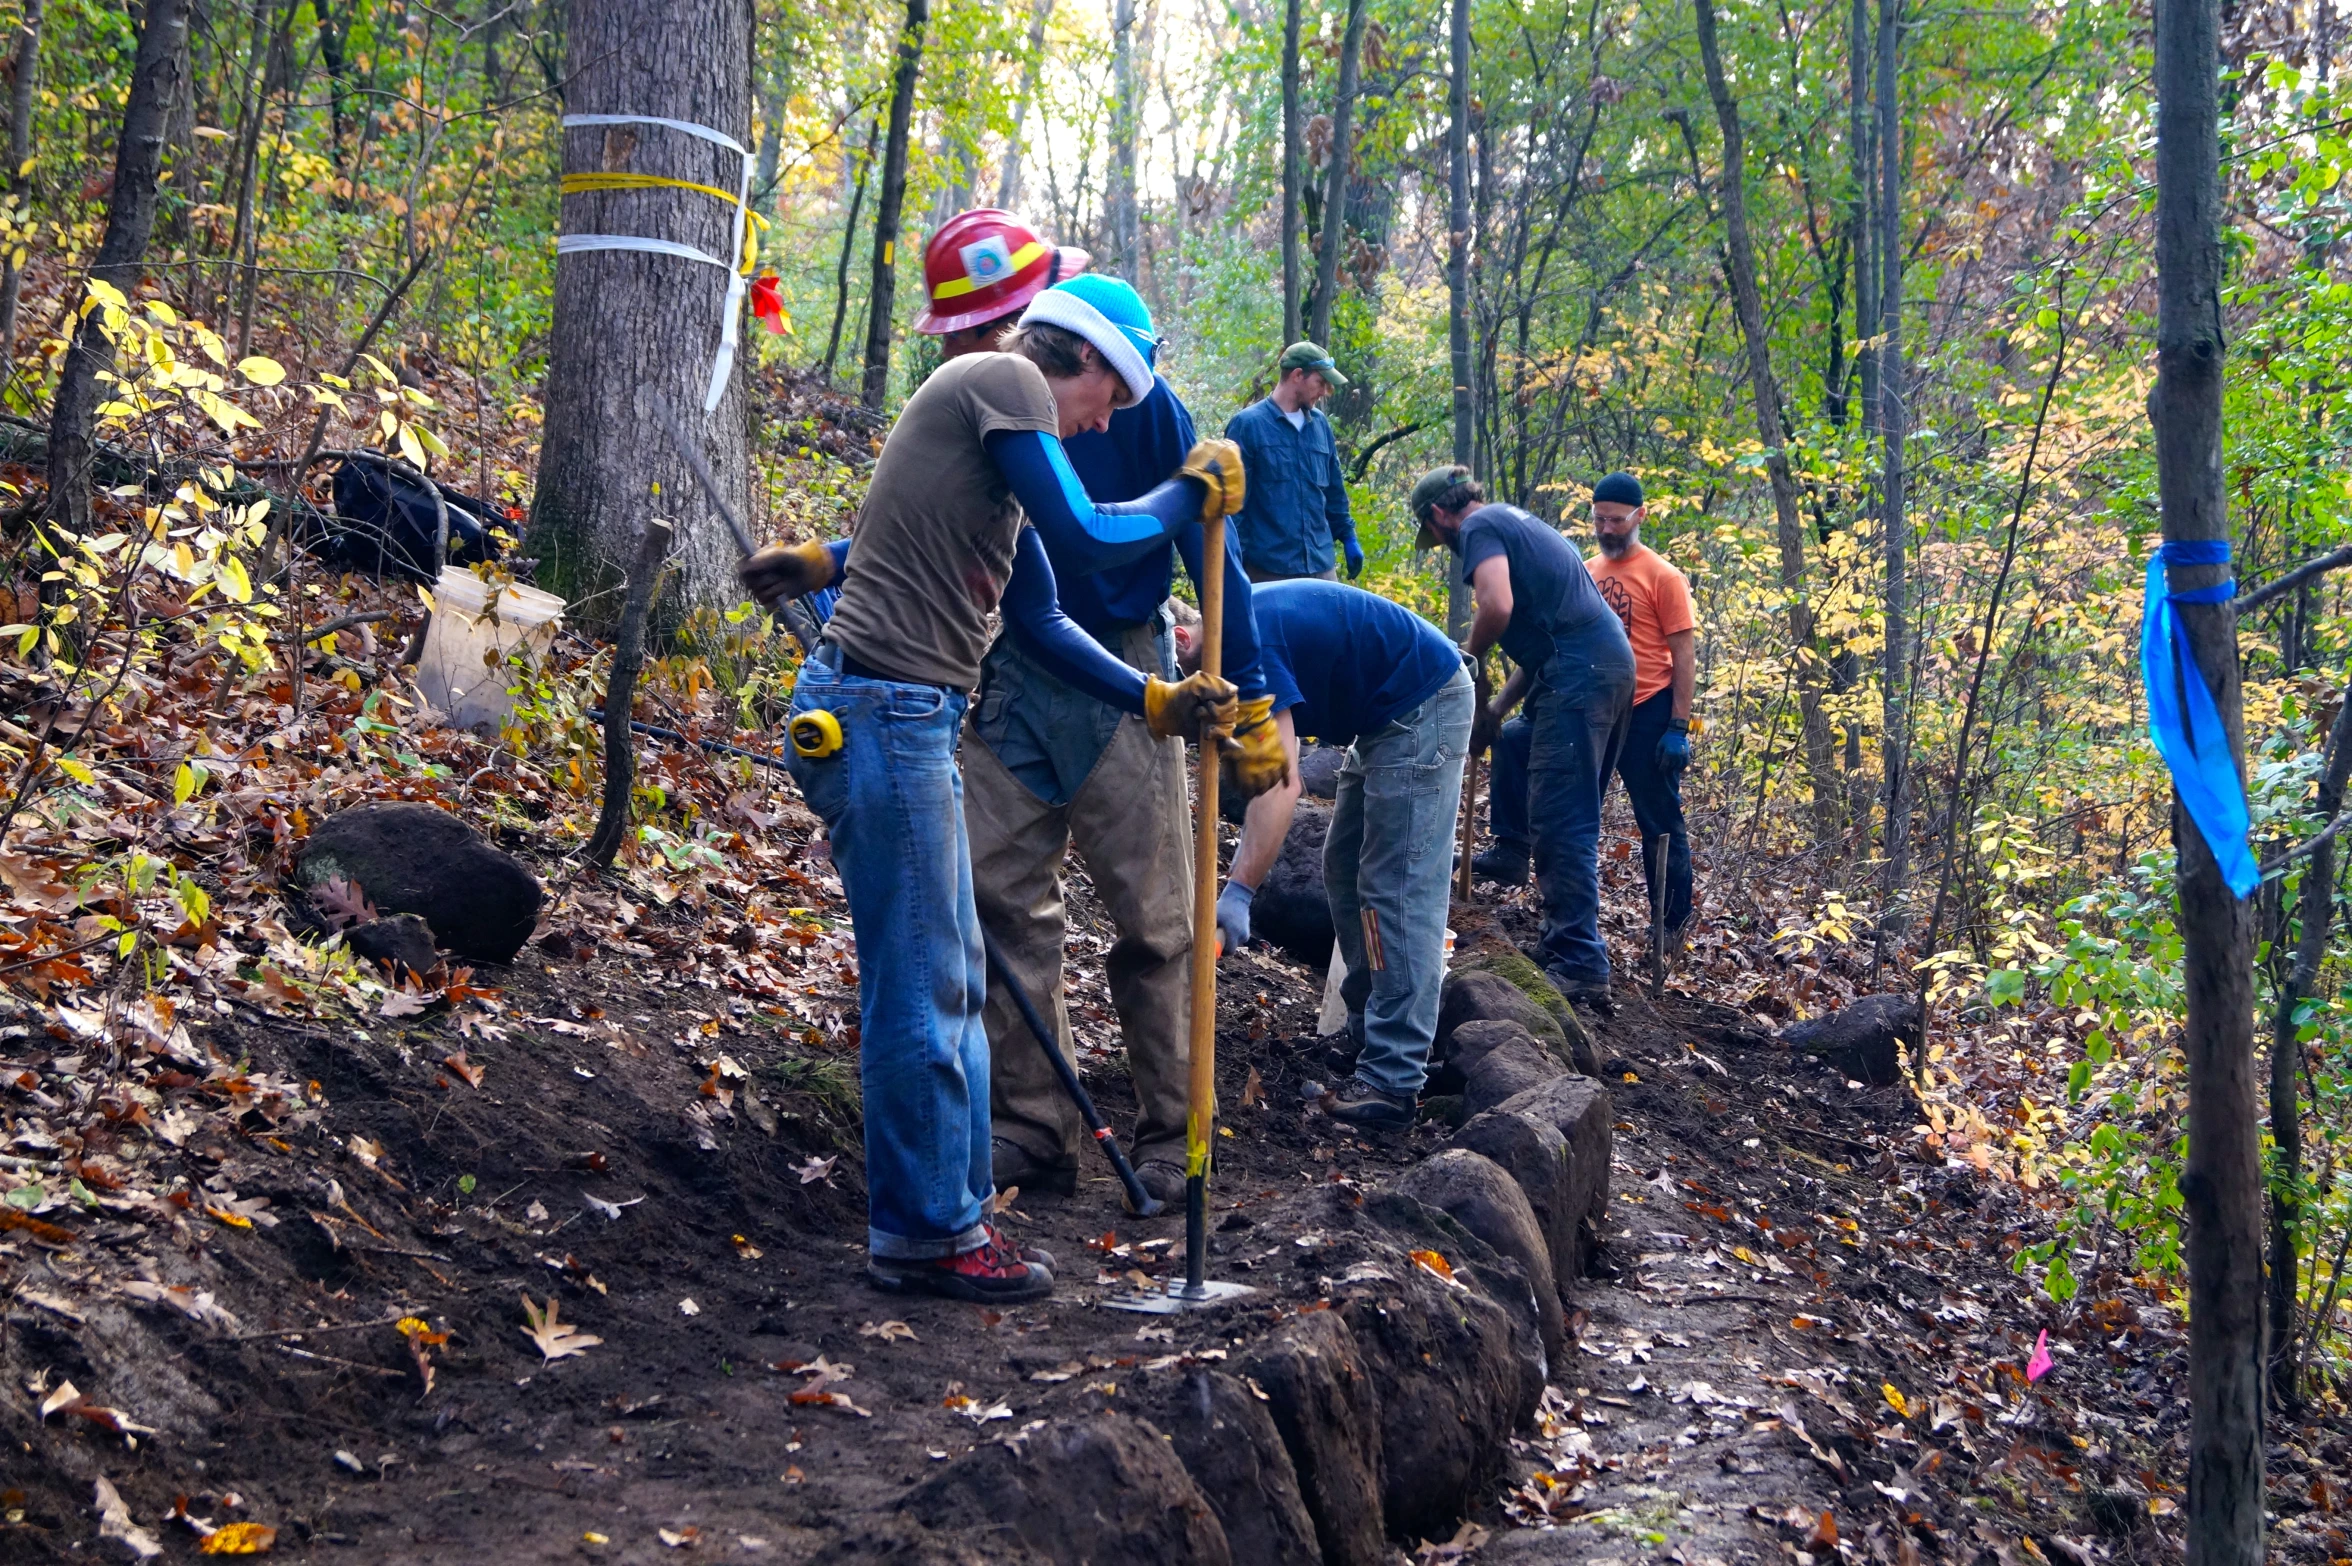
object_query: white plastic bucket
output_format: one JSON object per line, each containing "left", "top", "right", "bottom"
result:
{"left": 414, "top": 567, "right": 566, "bottom": 732}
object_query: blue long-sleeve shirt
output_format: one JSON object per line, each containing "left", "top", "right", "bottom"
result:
{"left": 1223, "top": 395, "right": 1356, "bottom": 579}
{"left": 1056, "top": 376, "right": 1268, "bottom": 700}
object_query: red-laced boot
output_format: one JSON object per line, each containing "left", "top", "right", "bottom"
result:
{"left": 868, "top": 1224, "right": 1054, "bottom": 1304}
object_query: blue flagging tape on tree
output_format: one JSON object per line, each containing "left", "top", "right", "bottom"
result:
{"left": 2140, "top": 537, "right": 2258, "bottom": 898}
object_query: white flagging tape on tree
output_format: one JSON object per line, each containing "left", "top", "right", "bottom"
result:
{"left": 558, "top": 113, "right": 754, "bottom": 414}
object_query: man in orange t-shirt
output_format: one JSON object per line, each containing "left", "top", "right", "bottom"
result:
{"left": 1476, "top": 471, "right": 1695, "bottom": 941}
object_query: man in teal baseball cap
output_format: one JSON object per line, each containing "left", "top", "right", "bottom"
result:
{"left": 1224, "top": 340, "right": 1362, "bottom": 583}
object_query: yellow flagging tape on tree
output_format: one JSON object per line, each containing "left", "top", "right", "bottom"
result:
{"left": 558, "top": 172, "right": 770, "bottom": 271}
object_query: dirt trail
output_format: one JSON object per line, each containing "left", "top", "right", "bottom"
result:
{"left": 5, "top": 826, "right": 2342, "bottom": 1564}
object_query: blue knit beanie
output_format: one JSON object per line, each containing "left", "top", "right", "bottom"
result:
{"left": 1592, "top": 471, "right": 1645, "bottom": 507}
{"left": 1019, "top": 276, "right": 1160, "bottom": 404}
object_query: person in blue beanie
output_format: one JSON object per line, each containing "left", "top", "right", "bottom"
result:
{"left": 736, "top": 283, "right": 1252, "bottom": 1300}
{"left": 1182, "top": 580, "right": 1474, "bottom": 1131}
{"left": 1224, "top": 342, "right": 1364, "bottom": 583}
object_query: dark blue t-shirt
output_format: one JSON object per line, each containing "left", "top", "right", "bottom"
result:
{"left": 1252, "top": 580, "right": 1462, "bottom": 745}
{"left": 1056, "top": 374, "right": 1266, "bottom": 699}
{"left": 1456, "top": 502, "right": 1631, "bottom": 681}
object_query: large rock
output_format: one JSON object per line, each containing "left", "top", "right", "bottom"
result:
{"left": 1780, "top": 993, "right": 1919, "bottom": 1087}
{"left": 1389, "top": 1150, "right": 1565, "bottom": 1372}
{"left": 1451, "top": 953, "right": 1602, "bottom": 1075}
{"left": 1252, "top": 800, "right": 1335, "bottom": 967}
{"left": 294, "top": 802, "right": 542, "bottom": 962}
{"left": 1437, "top": 970, "right": 1581, "bottom": 1075}
{"left": 1452, "top": 1107, "right": 1582, "bottom": 1298}
{"left": 1339, "top": 1193, "right": 1539, "bottom": 1542}
{"left": 1462, "top": 1035, "right": 1567, "bottom": 1119}
{"left": 897, "top": 1414, "right": 1230, "bottom": 1565}
{"left": 1235, "top": 1308, "right": 1386, "bottom": 1566}
{"left": 1148, "top": 1371, "right": 1321, "bottom": 1566}
{"left": 1234, "top": 1184, "right": 1555, "bottom": 1556}
{"left": 1431, "top": 1018, "right": 1536, "bottom": 1095}
{"left": 1491, "top": 1076, "right": 1614, "bottom": 1275}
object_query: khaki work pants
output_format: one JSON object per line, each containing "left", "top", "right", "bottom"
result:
{"left": 963, "top": 627, "right": 1195, "bottom": 1171}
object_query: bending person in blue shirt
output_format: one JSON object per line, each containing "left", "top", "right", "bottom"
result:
{"left": 1183, "top": 580, "right": 1474, "bottom": 1132}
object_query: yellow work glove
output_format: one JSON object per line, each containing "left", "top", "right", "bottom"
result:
{"left": 1179, "top": 438, "right": 1246, "bottom": 522}
{"left": 1221, "top": 696, "right": 1291, "bottom": 800}
{"left": 739, "top": 540, "right": 838, "bottom": 608}
{"left": 1142, "top": 670, "right": 1239, "bottom": 742}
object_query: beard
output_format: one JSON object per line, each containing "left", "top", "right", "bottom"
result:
{"left": 1595, "top": 529, "right": 1638, "bottom": 559}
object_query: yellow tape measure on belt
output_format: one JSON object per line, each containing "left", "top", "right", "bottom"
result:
{"left": 789, "top": 710, "right": 844, "bottom": 758}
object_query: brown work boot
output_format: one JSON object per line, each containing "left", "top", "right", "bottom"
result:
{"left": 991, "top": 1136, "right": 1078, "bottom": 1197}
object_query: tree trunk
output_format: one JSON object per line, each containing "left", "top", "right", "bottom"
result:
{"left": 2269, "top": 682, "right": 2352, "bottom": 1408}
{"left": 1444, "top": 0, "right": 1472, "bottom": 638}
{"left": 1693, "top": 0, "right": 1841, "bottom": 844}
{"left": 1106, "top": 0, "right": 1138, "bottom": 270}
{"left": 1876, "top": 0, "right": 1910, "bottom": 941}
{"left": 217, "top": 0, "right": 276, "bottom": 321}
{"left": 527, "top": 0, "right": 754, "bottom": 628}
{"left": 1306, "top": 0, "right": 1367, "bottom": 347}
{"left": 1848, "top": 0, "right": 1875, "bottom": 434}
{"left": 754, "top": 60, "right": 789, "bottom": 197}
{"left": 588, "top": 519, "right": 674, "bottom": 870}
{"left": 44, "top": 0, "right": 185, "bottom": 536}
{"left": 823, "top": 118, "right": 877, "bottom": 383}
{"left": 994, "top": 0, "right": 1056, "bottom": 209}
{"left": 2151, "top": 0, "right": 2266, "bottom": 1557}
{"left": 155, "top": 0, "right": 195, "bottom": 258}
{"left": 1280, "top": 0, "right": 1302, "bottom": 344}
{"left": 0, "top": 0, "right": 44, "bottom": 363}
{"left": 314, "top": 0, "right": 351, "bottom": 161}
{"left": 858, "top": 0, "right": 927, "bottom": 410}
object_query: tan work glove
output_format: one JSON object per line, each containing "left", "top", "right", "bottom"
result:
{"left": 1179, "top": 438, "right": 1247, "bottom": 522}
{"left": 1143, "top": 670, "right": 1240, "bottom": 742}
{"left": 739, "top": 540, "right": 838, "bottom": 608}
{"left": 1221, "top": 695, "right": 1291, "bottom": 799}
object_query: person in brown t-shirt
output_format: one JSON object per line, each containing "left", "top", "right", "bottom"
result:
{"left": 736, "top": 282, "right": 1275, "bottom": 1304}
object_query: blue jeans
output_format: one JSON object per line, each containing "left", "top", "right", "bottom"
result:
{"left": 1492, "top": 686, "right": 1688, "bottom": 937}
{"left": 1489, "top": 657, "right": 1632, "bottom": 983}
{"left": 1618, "top": 690, "right": 1692, "bottom": 934}
{"left": 785, "top": 648, "right": 992, "bottom": 1260}
{"left": 1325, "top": 668, "right": 1475, "bottom": 1095}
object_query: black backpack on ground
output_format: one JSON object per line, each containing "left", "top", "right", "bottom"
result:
{"left": 304, "top": 454, "right": 504, "bottom": 583}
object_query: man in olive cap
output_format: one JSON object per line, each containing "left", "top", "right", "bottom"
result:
{"left": 1224, "top": 342, "right": 1364, "bottom": 583}
{"left": 1410, "top": 464, "right": 1634, "bottom": 1005}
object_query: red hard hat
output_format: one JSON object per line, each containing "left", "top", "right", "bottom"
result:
{"left": 912, "top": 209, "right": 1091, "bottom": 336}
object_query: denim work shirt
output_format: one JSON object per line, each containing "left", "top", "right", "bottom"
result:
{"left": 1224, "top": 397, "right": 1357, "bottom": 578}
